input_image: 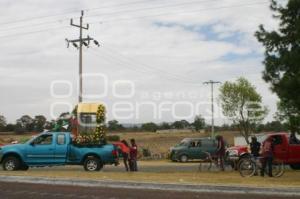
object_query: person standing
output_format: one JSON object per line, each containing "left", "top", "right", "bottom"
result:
{"left": 260, "top": 137, "right": 274, "bottom": 177}
{"left": 129, "top": 139, "right": 138, "bottom": 172}
{"left": 216, "top": 135, "right": 226, "bottom": 171}
{"left": 250, "top": 136, "right": 261, "bottom": 175}
{"left": 120, "top": 140, "right": 130, "bottom": 172}
{"left": 250, "top": 136, "right": 261, "bottom": 158}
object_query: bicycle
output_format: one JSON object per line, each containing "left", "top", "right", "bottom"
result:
{"left": 238, "top": 156, "right": 284, "bottom": 177}
{"left": 198, "top": 152, "right": 220, "bottom": 171}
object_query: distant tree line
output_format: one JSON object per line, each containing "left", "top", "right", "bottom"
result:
{"left": 0, "top": 114, "right": 52, "bottom": 134}
{"left": 0, "top": 113, "right": 288, "bottom": 135}
{"left": 106, "top": 115, "right": 205, "bottom": 133}
{"left": 106, "top": 116, "right": 287, "bottom": 133}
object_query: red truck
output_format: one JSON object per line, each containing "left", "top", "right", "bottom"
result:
{"left": 226, "top": 132, "right": 300, "bottom": 170}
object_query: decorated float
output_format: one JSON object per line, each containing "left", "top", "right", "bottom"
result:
{"left": 51, "top": 103, "right": 107, "bottom": 146}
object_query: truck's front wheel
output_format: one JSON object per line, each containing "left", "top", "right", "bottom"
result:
{"left": 84, "top": 156, "right": 103, "bottom": 171}
{"left": 2, "top": 156, "right": 21, "bottom": 171}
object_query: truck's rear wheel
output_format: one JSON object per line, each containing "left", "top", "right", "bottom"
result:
{"left": 84, "top": 156, "right": 103, "bottom": 171}
{"left": 2, "top": 156, "right": 21, "bottom": 171}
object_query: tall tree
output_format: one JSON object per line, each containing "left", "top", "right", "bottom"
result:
{"left": 276, "top": 100, "right": 300, "bottom": 134}
{"left": 15, "top": 115, "right": 34, "bottom": 133}
{"left": 172, "top": 120, "right": 190, "bottom": 129}
{"left": 141, "top": 122, "right": 158, "bottom": 132}
{"left": 33, "top": 115, "right": 47, "bottom": 132}
{"left": 159, "top": 122, "right": 171, "bottom": 130}
{"left": 193, "top": 115, "right": 205, "bottom": 132}
{"left": 107, "top": 120, "right": 124, "bottom": 131}
{"left": 219, "top": 77, "right": 268, "bottom": 143}
{"left": 255, "top": 0, "right": 300, "bottom": 133}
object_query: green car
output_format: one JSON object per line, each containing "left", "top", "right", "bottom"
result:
{"left": 169, "top": 138, "right": 217, "bottom": 162}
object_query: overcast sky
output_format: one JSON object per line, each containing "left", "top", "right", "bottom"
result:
{"left": 0, "top": 0, "right": 287, "bottom": 124}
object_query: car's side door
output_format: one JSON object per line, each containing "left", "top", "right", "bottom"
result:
{"left": 54, "top": 133, "right": 68, "bottom": 164}
{"left": 199, "top": 140, "right": 215, "bottom": 159}
{"left": 188, "top": 140, "right": 202, "bottom": 159}
{"left": 25, "top": 134, "right": 55, "bottom": 165}
{"left": 272, "top": 135, "right": 288, "bottom": 162}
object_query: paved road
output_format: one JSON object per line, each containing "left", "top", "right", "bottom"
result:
{"left": 0, "top": 181, "right": 297, "bottom": 199}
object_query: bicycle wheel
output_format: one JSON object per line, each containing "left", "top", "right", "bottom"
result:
{"left": 272, "top": 161, "right": 285, "bottom": 177}
{"left": 239, "top": 159, "right": 256, "bottom": 177}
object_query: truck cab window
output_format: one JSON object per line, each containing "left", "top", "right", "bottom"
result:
{"left": 272, "top": 135, "right": 282, "bottom": 145}
{"left": 57, "top": 134, "right": 66, "bottom": 145}
{"left": 190, "top": 141, "right": 196, "bottom": 147}
{"left": 196, "top": 141, "right": 202, "bottom": 147}
{"left": 33, "top": 134, "right": 53, "bottom": 145}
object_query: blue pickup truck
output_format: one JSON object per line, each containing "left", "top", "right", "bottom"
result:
{"left": 0, "top": 132, "right": 119, "bottom": 171}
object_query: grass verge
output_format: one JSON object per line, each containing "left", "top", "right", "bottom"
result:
{"left": 0, "top": 161, "right": 299, "bottom": 189}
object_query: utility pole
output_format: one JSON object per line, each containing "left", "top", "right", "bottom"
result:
{"left": 66, "top": 10, "right": 100, "bottom": 103}
{"left": 203, "top": 80, "right": 221, "bottom": 138}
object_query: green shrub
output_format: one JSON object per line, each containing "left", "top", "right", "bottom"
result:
{"left": 142, "top": 148, "right": 151, "bottom": 157}
{"left": 107, "top": 135, "right": 120, "bottom": 142}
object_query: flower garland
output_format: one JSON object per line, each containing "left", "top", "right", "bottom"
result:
{"left": 74, "top": 104, "right": 107, "bottom": 145}
{"left": 95, "top": 104, "right": 106, "bottom": 144}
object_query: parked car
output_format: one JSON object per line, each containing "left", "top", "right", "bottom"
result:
{"left": 169, "top": 138, "right": 217, "bottom": 162}
{"left": 226, "top": 132, "right": 300, "bottom": 170}
{"left": 0, "top": 132, "right": 119, "bottom": 171}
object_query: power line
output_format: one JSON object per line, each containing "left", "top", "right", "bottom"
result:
{"left": 91, "top": 46, "right": 202, "bottom": 85}
{"left": 0, "top": 25, "right": 70, "bottom": 39}
{"left": 86, "top": 0, "right": 216, "bottom": 19}
{"left": 0, "top": 19, "right": 68, "bottom": 33}
{"left": 100, "top": 1, "right": 269, "bottom": 24}
{"left": 0, "top": 0, "right": 160, "bottom": 26}
{"left": 0, "top": 0, "right": 218, "bottom": 32}
{"left": 0, "top": 0, "right": 267, "bottom": 33}
{"left": 0, "top": 0, "right": 204, "bottom": 33}
{"left": 0, "top": 1, "right": 269, "bottom": 39}
{"left": 103, "top": 46, "right": 199, "bottom": 84}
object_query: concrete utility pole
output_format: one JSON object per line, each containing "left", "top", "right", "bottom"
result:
{"left": 66, "top": 10, "right": 100, "bottom": 103}
{"left": 203, "top": 80, "right": 221, "bottom": 138}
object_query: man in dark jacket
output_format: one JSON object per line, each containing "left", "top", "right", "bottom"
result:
{"left": 250, "top": 136, "right": 261, "bottom": 175}
{"left": 250, "top": 136, "right": 261, "bottom": 158}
